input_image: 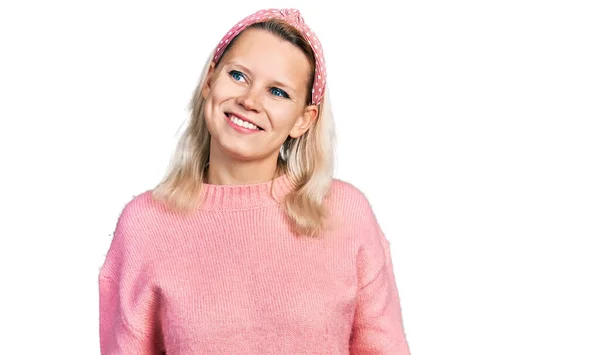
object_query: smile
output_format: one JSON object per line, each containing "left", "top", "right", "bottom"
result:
{"left": 225, "top": 113, "right": 264, "bottom": 131}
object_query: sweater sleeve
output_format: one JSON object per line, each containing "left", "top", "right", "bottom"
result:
{"left": 98, "top": 201, "right": 164, "bottom": 355}
{"left": 349, "top": 197, "right": 411, "bottom": 354}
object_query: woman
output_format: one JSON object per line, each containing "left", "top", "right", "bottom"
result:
{"left": 99, "top": 8, "right": 411, "bottom": 354}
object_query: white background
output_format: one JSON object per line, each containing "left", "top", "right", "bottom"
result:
{"left": 1, "top": 0, "right": 598, "bottom": 354}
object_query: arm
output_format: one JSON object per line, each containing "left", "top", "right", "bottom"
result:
{"left": 350, "top": 235, "right": 411, "bottom": 354}
{"left": 99, "top": 276, "right": 163, "bottom": 354}
{"left": 98, "top": 202, "right": 164, "bottom": 354}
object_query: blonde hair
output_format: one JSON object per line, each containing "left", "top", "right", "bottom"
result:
{"left": 152, "top": 20, "right": 336, "bottom": 237}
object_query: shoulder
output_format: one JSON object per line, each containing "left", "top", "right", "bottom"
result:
{"left": 100, "top": 189, "right": 169, "bottom": 278}
{"left": 327, "top": 178, "right": 374, "bottom": 213}
{"left": 112, "top": 188, "right": 189, "bottom": 247}
{"left": 325, "top": 178, "right": 380, "bottom": 229}
{"left": 324, "top": 179, "right": 389, "bottom": 272}
{"left": 115, "top": 189, "right": 163, "bottom": 231}
{"left": 328, "top": 180, "right": 392, "bottom": 288}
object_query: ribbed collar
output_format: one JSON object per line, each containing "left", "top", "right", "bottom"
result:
{"left": 198, "top": 174, "right": 294, "bottom": 211}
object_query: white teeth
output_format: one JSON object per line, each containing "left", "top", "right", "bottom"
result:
{"left": 228, "top": 114, "right": 259, "bottom": 130}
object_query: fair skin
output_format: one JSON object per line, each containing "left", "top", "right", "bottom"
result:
{"left": 201, "top": 28, "right": 318, "bottom": 185}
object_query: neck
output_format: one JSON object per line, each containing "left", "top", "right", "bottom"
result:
{"left": 198, "top": 169, "right": 293, "bottom": 211}
{"left": 206, "top": 144, "right": 283, "bottom": 185}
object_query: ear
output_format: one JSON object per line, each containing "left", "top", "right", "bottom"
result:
{"left": 289, "top": 104, "right": 319, "bottom": 138}
{"left": 201, "top": 62, "right": 217, "bottom": 100}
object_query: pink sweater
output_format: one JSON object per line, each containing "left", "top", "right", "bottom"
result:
{"left": 99, "top": 175, "right": 411, "bottom": 354}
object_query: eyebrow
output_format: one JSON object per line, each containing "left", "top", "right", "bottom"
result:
{"left": 224, "top": 61, "right": 298, "bottom": 96}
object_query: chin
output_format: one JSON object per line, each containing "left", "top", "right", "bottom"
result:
{"left": 215, "top": 138, "right": 261, "bottom": 161}
{"left": 224, "top": 141, "right": 283, "bottom": 165}
{"left": 225, "top": 148, "right": 259, "bottom": 162}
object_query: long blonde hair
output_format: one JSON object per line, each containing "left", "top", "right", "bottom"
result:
{"left": 152, "top": 20, "right": 336, "bottom": 237}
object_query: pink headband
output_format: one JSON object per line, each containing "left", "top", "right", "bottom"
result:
{"left": 212, "top": 8, "right": 326, "bottom": 106}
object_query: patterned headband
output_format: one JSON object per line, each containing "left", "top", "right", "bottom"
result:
{"left": 212, "top": 8, "right": 327, "bottom": 106}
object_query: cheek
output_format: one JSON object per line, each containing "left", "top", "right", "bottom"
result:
{"left": 211, "top": 76, "right": 242, "bottom": 101}
{"left": 268, "top": 106, "right": 302, "bottom": 132}
{"left": 202, "top": 105, "right": 217, "bottom": 137}
{"left": 204, "top": 81, "right": 233, "bottom": 121}
{"left": 202, "top": 97, "right": 218, "bottom": 131}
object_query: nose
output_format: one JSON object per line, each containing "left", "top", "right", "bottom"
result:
{"left": 236, "top": 87, "right": 263, "bottom": 112}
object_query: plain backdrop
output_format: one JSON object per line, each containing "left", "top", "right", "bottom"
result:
{"left": 0, "top": 0, "right": 598, "bottom": 354}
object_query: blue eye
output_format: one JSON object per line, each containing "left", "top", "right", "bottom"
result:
{"left": 229, "top": 70, "right": 245, "bottom": 82}
{"left": 270, "top": 87, "right": 289, "bottom": 98}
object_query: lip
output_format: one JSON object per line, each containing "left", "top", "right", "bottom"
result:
{"left": 226, "top": 112, "right": 263, "bottom": 130}
{"left": 225, "top": 113, "right": 263, "bottom": 134}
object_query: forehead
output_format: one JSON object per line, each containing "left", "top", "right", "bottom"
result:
{"left": 221, "top": 28, "right": 312, "bottom": 89}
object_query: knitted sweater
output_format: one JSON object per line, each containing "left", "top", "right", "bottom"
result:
{"left": 98, "top": 174, "right": 411, "bottom": 354}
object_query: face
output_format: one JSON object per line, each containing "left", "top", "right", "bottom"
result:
{"left": 201, "top": 28, "right": 318, "bottom": 163}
